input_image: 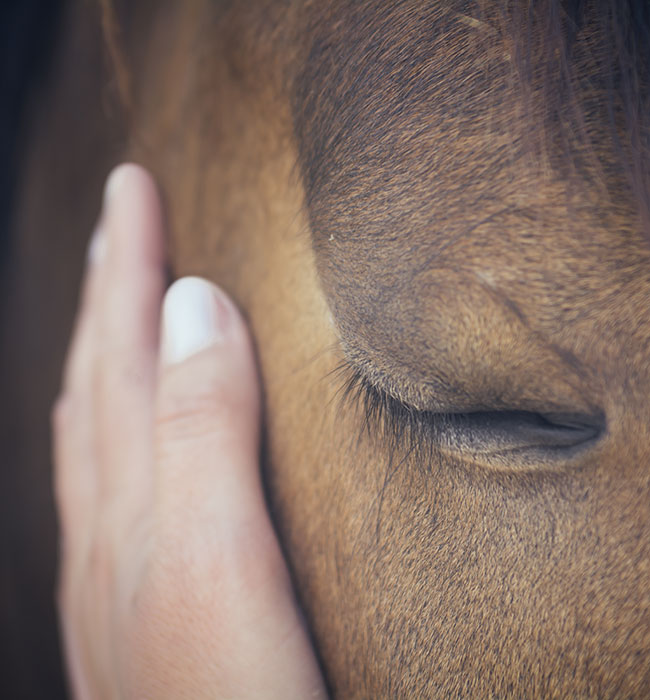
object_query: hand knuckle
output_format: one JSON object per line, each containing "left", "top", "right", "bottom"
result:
{"left": 155, "top": 388, "right": 234, "bottom": 443}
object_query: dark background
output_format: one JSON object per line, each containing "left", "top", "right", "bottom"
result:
{"left": 2, "top": 1, "right": 68, "bottom": 697}
{"left": 1, "top": 0, "right": 64, "bottom": 261}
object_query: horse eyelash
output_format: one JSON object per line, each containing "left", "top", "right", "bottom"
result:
{"left": 333, "top": 359, "right": 455, "bottom": 466}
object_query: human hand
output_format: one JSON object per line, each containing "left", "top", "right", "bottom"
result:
{"left": 52, "top": 164, "right": 327, "bottom": 699}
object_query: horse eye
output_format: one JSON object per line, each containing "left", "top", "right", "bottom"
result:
{"left": 341, "top": 361, "right": 605, "bottom": 470}
{"left": 432, "top": 410, "right": 605, "bottom": 468}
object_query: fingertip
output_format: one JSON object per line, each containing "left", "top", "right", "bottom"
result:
{"left": 104, "top": 162, "right": 156, "bottom": 204}
{"left": 85, "top": 163, "right": 150, "bottom": 267}
{"left": 153, "top": 277, "right": 262, "bottom": 522}
{"left": 155, "top": 275, "right": 260, "bottom": 453}
{"left": 101, "top": 163, "right": 165, "bottom": 266}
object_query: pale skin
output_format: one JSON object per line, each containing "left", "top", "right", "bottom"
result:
{"left": 52, "top": 164, "right": 327, "bottom": 699}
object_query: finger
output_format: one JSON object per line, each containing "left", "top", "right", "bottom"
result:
{"left": 156, "top": 277, "right": 262, "bottom": 508}
{"left": 94, "top": 164, "right": 166, "bottom": 503}
{"left": 54, "top": 215, "right": 106, "bottom": 551}
{"left": 61, "top": 218, "right": 106, "bottom": 396}
{"left": 51, "top": 393, "right": 97, "bottom": 556}
{"left": 54, "top": 214, "right": 108, "bottom": 700}
{"left": 148, "top": 277, "right": 327, "bottom": 698}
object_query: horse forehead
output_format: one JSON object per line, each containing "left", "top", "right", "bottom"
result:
{"left": 305, "top": 185, "right": 650, "bottom": 408}
{"left": 314, "top": 196, "right": 650, "bottom": 340}
{"left": 290, "top": 2, "right": 650, "bottom": 379}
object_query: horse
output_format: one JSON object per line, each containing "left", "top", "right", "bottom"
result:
{"left": 4, "top": 0, "right": 650, "bottom": 696}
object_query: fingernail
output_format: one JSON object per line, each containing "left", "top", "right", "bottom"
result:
{"left": 87, "top": 166, "right": 123, "bottom": 265}
{"left": 87, "top": 224, "right": 106, "bottom": 265}
{"left": 104, "top": 165, "right": 127, "bottom": 207}
{"left": 161, "top": 277, "right": 231, "bottom": 365}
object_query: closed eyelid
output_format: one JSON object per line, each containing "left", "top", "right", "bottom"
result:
{"left": 331, "top": 356, "right": 605, "bottom": 473}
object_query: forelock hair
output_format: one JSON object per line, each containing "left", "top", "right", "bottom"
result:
{"left": 293, "top": 0, "right": 650, "bottom": 242}
{"left": 498, "top": 0, "right": 650, "bottom": 236}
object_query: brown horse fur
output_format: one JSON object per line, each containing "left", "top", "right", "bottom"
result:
{"left": 5, "top": 0, "right": 650, "bottom": 696}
